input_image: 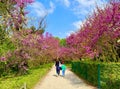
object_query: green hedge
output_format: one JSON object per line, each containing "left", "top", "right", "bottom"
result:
{"left": 72, "top": 61, "right": 120, "bottom": 89}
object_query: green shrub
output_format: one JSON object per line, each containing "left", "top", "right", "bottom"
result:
{"left": 72, "top": 61, "right": 120, "bottom": 89}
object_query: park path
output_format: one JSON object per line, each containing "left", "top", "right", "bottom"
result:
{"left": 34, "top": 65, "right": 97, "bottom": 89}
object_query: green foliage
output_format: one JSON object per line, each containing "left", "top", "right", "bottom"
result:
{"left": 53, "top": 38, "right": 66, "bottom": 47}
{"left": 0, "top": 26, "right": 15, "bottom": 56}
{"left": 28, "top": 59, "right": 52, "bottom": 68}
{"left": 30, "top": 26, "right": 45, "bottom": 34}
{"left": 100, "top": 63, "right": 120, "bottom": 89}
{"left": 0, "top": 61, "right": 7, "bottom": 77}
{"left": 0, "top": 26, "right": 6, "bottom": 44}
{"left": 0, "top": 1, "right": 11, "bottom": 16}
{"left": 0, "top": 63, "right": 52, "bottom": 89}
{"left": 0, "top": 40, "right": 15, "bottom": 56}
{"left": 72, "top": 61, "right": 120, "bottom": 89}
{"left": 60, "top": 38, "right": 66, "bottom": 47}
{"left": 30, "top": 26, "right": 36, "bottom": 31}
{"left": 65, "top": 61, "right": 72, "bottom": 68}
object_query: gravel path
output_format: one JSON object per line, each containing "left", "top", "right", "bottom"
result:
{"left": 34, "top": 66, "right": 97, "bottom": 89}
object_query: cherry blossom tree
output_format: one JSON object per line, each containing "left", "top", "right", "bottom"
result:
{"left": 66, "top": 0, "right": 120, "bottom": 62}
{"left": 0, "top": 0, "right": 34, "bottom": 31}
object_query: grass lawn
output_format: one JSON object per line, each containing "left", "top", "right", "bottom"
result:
{"left": 0, "top": 63, "right": 53, "bottom": 89}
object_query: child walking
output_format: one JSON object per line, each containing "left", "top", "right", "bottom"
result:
{"left": 61, "top": 61, "right": 66, "bottom": 77}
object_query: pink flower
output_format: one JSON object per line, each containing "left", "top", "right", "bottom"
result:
{"left": 14, "top": 0, "right": 34, "bottom": 7}
{"left": 0, "top": 57, "right": 7, "bottom": 61}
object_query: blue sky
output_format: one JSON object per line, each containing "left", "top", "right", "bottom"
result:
{"left": 27, "top": 0, "right": 108, "bottom": 38}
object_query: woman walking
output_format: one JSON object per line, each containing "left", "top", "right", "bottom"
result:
{"left": 55, "top": 60, "right": 60, "bottom": 76}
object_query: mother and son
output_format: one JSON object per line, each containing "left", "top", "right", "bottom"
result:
{"left": 55, "top": 60, "right": 66, "bottom": 77}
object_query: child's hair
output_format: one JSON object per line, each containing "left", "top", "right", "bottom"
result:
{"left": 61, "top": 61, "right": 64, "bottom": 64}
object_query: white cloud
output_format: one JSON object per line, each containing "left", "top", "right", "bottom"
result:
{"left": 73, "top": 20, "right": 82, "bottom": 29}
{"left": 57, "top": 0, "right": 70, "bottom": 7}
{"left": 73, "top": 19, "right": 87, "bottom": 29}
{"left": 71, "top": 0, "right": 108, "bottom": 32}
{"left": 66, "top": 30, "right": 76, "bottom": 37}
{"left": 30, "top": 1, "right": 55, "bottom": 17}
{"left": 72, "top": 0, "right": 107, "bottom": 17}
{"left": 64, "top": 0, "right": 70, "bottom": 7}
{"left": 58, "top": 32, "right": 62, "bottom": 35}
{"left": 75, "top": 0, "right": 96, "bottom": 6}
{"left": 48, "top": 1, "right": 55, "bottom": 13}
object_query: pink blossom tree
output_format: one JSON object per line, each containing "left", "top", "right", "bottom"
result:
{"left": 66, "top": 0, "right": 120, "bottom": 62}
{"left": 0, "top": 0, "right": 33, "bottom": 31}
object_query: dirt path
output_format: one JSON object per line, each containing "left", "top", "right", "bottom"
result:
{"left": 34, "top": 66, "right": 97, "bottom": 89}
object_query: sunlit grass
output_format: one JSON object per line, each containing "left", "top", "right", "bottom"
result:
{"left": 0, "top": 63, "right": 53, "bottom": 89}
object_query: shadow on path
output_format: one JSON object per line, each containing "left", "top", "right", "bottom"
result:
{"left": 64, "top": 70, "right": 95, "bottom": 88}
